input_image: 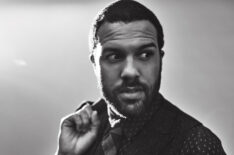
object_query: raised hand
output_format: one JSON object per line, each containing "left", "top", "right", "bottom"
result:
{"left": 56, "top": 104, "right": 100, "bottom": 155}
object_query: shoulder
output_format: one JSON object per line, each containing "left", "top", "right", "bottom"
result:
{"left": 157, "top": 95, "right": 226, "bottom": 154}
{"left": 180, "top": 125, "right": 226, "bottom": 155}
{"left": 158, "top": 94, "right": 202, "bottom": 131}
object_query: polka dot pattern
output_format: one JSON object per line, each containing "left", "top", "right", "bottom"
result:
{"left": 180, "top": 126, "right": 226, "bottom": 155}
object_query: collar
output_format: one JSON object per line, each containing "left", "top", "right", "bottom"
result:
{"left": 107, "top": 93, "right": 162, "bottom": 140}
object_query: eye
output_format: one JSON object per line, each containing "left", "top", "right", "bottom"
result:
{"left": 138, "top": 50, "right": 154, "bottom": 60}
{"left": 105, "top": 53, "right": 124, "bottom": 62}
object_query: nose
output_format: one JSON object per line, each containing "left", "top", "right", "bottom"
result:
{"left": 120, "top": 57, "right": 140, "bottom": 81}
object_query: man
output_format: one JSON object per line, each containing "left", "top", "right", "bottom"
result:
{"left": 56, "top": 0, "right": 226, "bottom": 154}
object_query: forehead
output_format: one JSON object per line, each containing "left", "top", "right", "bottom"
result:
{"left": 97, "top": 20, "right": 158, "bottom": 46}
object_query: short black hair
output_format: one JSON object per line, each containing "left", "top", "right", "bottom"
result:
{"left": 89, "top": 0, "right": 164, "bottom": 52}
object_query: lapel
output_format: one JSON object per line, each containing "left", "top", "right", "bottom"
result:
{"left": 122, "top": 95, "right": 179, "bottom": 155}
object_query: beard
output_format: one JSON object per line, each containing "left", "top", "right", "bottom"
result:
{"left": 100, "top": 71, "right": 162, "bottom": 118}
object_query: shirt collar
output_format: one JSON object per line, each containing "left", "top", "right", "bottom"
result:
{"left": 107, "top": 93, "right": 162, "bottom": 140}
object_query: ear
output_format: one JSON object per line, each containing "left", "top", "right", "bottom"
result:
{"left": 90, "top": 53, "right": 99, "bottom": 76}
{"left": 160, "top": 50, "right": 165, "bottom": 58}
{"left": 89, "top": 54, "right": 95, "bottom": 65}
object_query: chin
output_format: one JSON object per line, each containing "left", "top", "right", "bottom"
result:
{"left": 101, "top": 86, "right": 155, "bottom": 117}
{"left": 118, "top": 99, "right": 146, "bottom": 117}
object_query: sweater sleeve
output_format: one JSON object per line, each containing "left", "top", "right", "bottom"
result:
{"left": 180, "top": 126, "right": 226, "bottom": 155}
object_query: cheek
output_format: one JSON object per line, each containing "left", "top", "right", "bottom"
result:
{"left": 141, "top": 63, "right": 161, "bottom": 85}
{"left": 100, "top": 64, "right": 120, "bottom": 87}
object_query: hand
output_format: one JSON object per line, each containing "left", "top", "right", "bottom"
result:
{"left": 56, "top": 104, "right": 100, "bottom": 155}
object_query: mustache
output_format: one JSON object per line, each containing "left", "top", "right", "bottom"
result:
{"left": 115, "top": 80, "right": 147, "bottom": 93}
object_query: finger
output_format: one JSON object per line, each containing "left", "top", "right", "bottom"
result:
{"left": 73, "top": 113, "right": 83, "bottom": 132}
{"left": 90, "top": 110, "right": 100, "bottom": 131}
{"left": 79, "top": 110, "right": 91, "bottom": 131}
{"left": 81, "top": 104, "right": 93, "bottom": 118}
{"left": 60, "top": 113, "right": 76, "bottom": 129}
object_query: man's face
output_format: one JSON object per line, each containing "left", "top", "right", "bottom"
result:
{"left": 92, "top": 20, "right": 162, "bottom": 117}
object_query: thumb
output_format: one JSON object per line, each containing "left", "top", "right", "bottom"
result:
{"left": 90, "top": 111, "right": 100, "bottom": 131}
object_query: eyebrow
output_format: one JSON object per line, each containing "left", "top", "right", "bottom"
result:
{"left": 102, "top": 42, "right": 157, "bottom": 54}
{"left": 102, "top": 47, "right": 122, "bottom": 56}
{"left": 137, "top": 42, "right": 157, "bottom": 51}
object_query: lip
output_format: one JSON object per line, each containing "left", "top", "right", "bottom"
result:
{"left": 119, "top": 86, "right": 143, "bottom": 93}
{"left": 118, "top": 91, "right": 145, "bottom": 101}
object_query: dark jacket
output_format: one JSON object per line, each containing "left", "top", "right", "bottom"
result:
{"left": 78, "top": 94, "right": 225, "bottom": 155}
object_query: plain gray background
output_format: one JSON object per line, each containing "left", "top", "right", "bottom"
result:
{"left": 0, "top": 0, "right": 233, "bottom": 154}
